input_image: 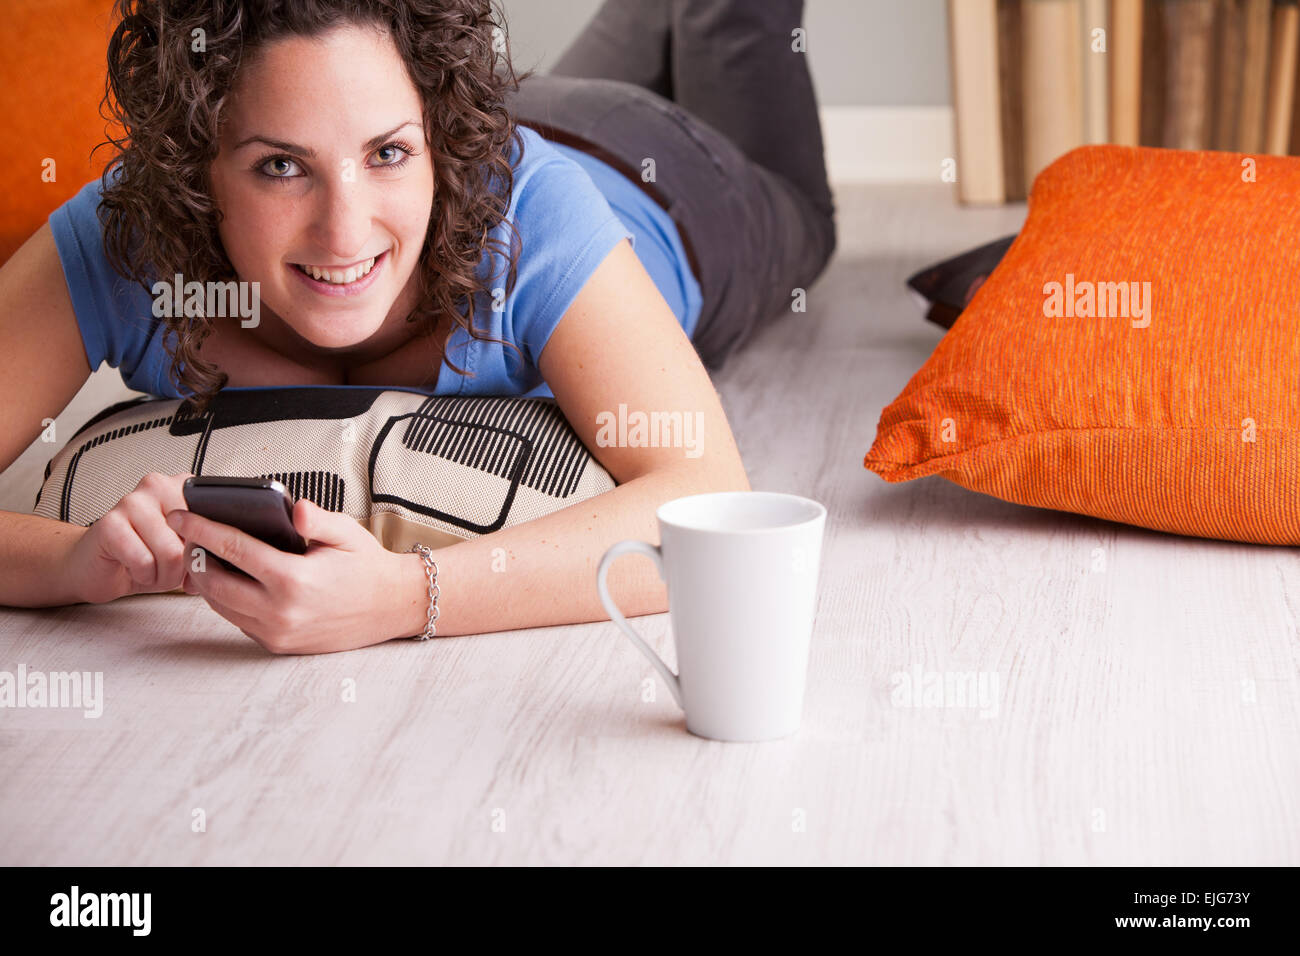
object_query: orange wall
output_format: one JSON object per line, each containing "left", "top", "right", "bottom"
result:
{"left": 0, "top": 1, "right": 121, "bottom": 264}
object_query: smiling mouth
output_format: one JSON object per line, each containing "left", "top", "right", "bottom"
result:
{"left": 291, "top": 252, "right": 383, "bottom": 285}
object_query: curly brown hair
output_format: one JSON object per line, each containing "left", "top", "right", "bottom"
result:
{"left": 97, "top": 0, "right": 527, "bottom": 414}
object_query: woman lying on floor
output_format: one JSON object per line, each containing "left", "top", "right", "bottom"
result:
{"left": 0, "top": 0, "right": 836, "bottom": 652}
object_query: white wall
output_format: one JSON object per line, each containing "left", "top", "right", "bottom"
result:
{"left": 500, "top": 0, "right": 951, "bottom": 107}
{"left": 497, "top": 0, "right": 953, "bottom": 182}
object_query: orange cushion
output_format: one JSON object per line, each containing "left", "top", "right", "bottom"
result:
{"left": 863, "top": 145, "right": 1300, "bottom": 545}
{"left": 0, "top": 1, "right": 120, "bottom": 265}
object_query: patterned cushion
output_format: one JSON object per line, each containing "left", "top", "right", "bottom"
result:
{"left": 34, "top": 387, "right": 615, "bottom": 550}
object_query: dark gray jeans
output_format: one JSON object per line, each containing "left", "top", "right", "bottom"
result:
{"left": 505, "top": 0, "right": 837, "bottom": 371}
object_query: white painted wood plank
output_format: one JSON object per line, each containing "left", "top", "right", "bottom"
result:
{"left": 2, "top": 185, "right": 1296, "bottom": 865}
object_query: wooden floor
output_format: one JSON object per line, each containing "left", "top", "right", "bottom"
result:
{"left": 2, "top": 185, "right": 1297, "bottom": 865}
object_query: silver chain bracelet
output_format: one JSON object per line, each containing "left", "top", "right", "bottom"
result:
{"left": 408, "top": 543, "right": 440, "bottom": 640}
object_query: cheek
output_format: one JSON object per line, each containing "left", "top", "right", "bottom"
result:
{"left": 217, "top": 191, "right": 295, "bottom": 278}
{"left": 391, "top": 192, "right": 433, "bottom": 262}
{"left": 389, "top": 162, "right": 434, "bottom": 258}
{"left": 211, "top": 184, "right": 258, "bottom": 273}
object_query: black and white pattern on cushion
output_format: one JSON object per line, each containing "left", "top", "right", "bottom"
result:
{"left": 258, "top": 471, "right": 346, "bottom": 512}
{"left": 32, "top": 387, "right": 616, "bottom": 547}
{"left": 35, "top": 406, "right": 195, "bottom": 524}
{"left": 402, "top": 396, "right": 593, "bottom": 498}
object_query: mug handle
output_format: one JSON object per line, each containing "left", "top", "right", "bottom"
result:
{"left": 596, "top": 539, "right": 684, "bottom": 709}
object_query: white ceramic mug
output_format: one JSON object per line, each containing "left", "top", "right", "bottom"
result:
{"left": 596, "top": 491, "right": 827, "bottom": 742}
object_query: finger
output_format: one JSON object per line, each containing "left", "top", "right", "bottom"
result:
{"left": 293, "top": 498, "right": 364, "bottom": 549}
{"left": 95, "top": 511, "right": 161, "bottom": 589}
{"left": 135, "top": 471, "right": 194, "bottom": 516}
{"left": 165, "top": 509, "right": 285, "bottom": 582}
{"left": 195, "top": 590, "right": 270, "bottom": 649}
{"left": 122, "top": 503, "right": 188, "bottom": 590}
{"left": 201, "top": 589, "right": 306, "bottom": 655}
{"left": 184, "top": 542, "right": 269, "bottom": 612}
{"left": 159, "top": 472, "right": 196, "bottom": 514}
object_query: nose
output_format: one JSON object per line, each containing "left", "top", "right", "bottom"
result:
{"left": 310, "top": 173, "right": 371, "bottom": 262}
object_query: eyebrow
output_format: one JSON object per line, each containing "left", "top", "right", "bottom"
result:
{"left": 233, "top": 120, "right": 421, "bottom": 157}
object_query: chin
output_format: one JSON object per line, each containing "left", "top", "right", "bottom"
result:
{"left": 290, "top": 313, "right": 388, "bottom": 351}
{"left": 261, "top": 292, "right": 385, "bottom": 347}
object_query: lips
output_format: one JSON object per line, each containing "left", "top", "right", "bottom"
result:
{"left": 289, "top": 250, "right": 388, "bottom": 296}
{"left": 292, "top": 255, "right": 376, "bottom": 285}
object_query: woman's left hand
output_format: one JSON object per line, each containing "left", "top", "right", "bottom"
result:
{"left": 165, "top": 499, "right": 414, "bottom": 654}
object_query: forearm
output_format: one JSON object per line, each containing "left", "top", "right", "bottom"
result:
{"left": 0, "top": 510, "right": 86, "bottom": 607}
{"left": 389, "top": 464, "right": 750, "bottom": 639}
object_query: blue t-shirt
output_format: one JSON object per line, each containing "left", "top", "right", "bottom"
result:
{"left": 48, "top": 125, "right": 702, "bottom": 400}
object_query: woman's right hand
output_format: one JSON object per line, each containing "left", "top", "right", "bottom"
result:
{"left": 64, "top": 472, "right": 195, "bottom": 604}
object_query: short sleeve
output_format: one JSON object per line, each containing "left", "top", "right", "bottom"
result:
{"left": 48, "top": 173, "right": 177, "bottom": 397}
{"left": 503, "top": 154, "right": 633, "bottom": 371}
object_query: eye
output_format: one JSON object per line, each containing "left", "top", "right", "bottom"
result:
{"left": 258, "top": 155, "right": 303, "bottom": 179}
{"left": 369, "top": 141, "right": 415, "bottom": 168}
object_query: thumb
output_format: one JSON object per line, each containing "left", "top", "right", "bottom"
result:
{"left": 293, "top": 498, "right": 365, "bottom": 549}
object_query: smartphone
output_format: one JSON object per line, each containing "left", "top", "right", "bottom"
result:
{"left": 182, "top": 476, "right": 308, "bottom": 573}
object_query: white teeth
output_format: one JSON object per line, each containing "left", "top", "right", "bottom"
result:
{"left": 298, "top": 256, "right": 377, "bottom": 284}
